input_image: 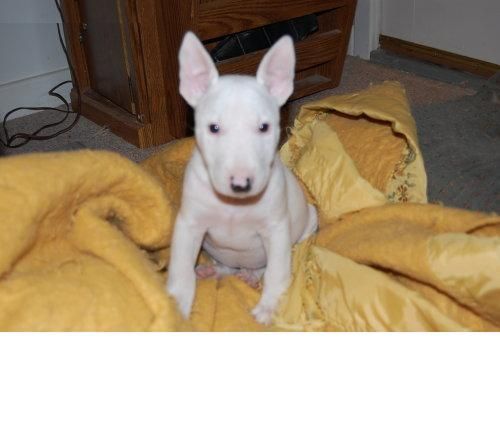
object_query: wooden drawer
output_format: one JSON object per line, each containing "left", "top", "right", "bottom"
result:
{"left": 216, "top": 30, "right": 341, "bottom": 74}
{"left": 197, "top": 0, "right": 348, "bottom": 39}
{"left": 215, "top": 29, "right": 342, "bottom": 100}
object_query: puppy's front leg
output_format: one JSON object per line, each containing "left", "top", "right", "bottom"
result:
{"left": 167, "top": 212, "right": 206, "bottom": 318}
{"left": 253, "top": 219, "right": 292, "bottom": 325}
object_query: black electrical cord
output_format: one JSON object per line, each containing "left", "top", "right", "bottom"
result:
{"left": 0, "top": 0, "right": 81, "bottom": 149}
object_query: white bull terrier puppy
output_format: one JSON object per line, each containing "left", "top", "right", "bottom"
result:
{"left": 167, "top": 32, "right": 318, "bottom": 324}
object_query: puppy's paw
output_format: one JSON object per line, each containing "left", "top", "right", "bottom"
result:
{"left": 167, "top": 278, "right": 195, "bottom": 319}
{"left": 168, "top": 290, "right": 193, "bottom": 319}
{"left": 251, "top": 303, "right": 274, "bottom": 325}
{"left": 236, "top": 268, "right": 263, "bottom": 289}
{"left": 195, "top": 264, "right": 217, "bottom": 279}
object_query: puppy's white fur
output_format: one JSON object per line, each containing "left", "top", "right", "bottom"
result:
{"left": 167, "top": 32, "right": 318, "bottom": 324}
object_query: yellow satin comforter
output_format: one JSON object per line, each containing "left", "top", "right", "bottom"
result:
{"left": 1, "top": 82, "right": 498, "bottom": 331}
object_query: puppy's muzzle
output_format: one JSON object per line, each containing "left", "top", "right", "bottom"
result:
{"left": 230, "top": 176, "right": 252, "bottom": 193}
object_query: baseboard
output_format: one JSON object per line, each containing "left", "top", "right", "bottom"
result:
{"left": 0, "top": 67, "right": 72, "bottom": 121}
{"left": 379, "top": 35, "right": 500, "bottom": 78}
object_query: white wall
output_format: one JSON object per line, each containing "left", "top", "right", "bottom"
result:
{"left": 351, "top": 0, "right": 382, "bottom": 60}
{"left": 0, "top": 0, "right": 71, "bottom": 120}
{"left": 381, "top": 0, "right": 500, "bottom": 64}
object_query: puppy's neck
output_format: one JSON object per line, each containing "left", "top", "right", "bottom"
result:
{"left": 213, "top": 189, "right": 266, "bottom": 206}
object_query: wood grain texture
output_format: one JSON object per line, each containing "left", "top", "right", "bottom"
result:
{"left": 62, "top": 0, "right": 357, "bottom": 147}
{"left": 79, "top": 0, "right": 134, "bottom": 113}
{"left": 61, "top": 0, "right": 91, "bottom": 90}
{"left": 326, "top": 2, "right": 356, "bottom": 87}
{"left": 198, "top": 0, "right": 348, "bottom": 39}
{"left": 71, "top": 89, "right": 148, "bottom": 147}
{"left": 156, "top": 0, "right": 198, "bottom": 139}
{"left": 293, "top": 74, "right": 333, "bottom": 100}
{"left": 133, "top": 0, "right": 184, "bottom": 145}
{"left": 216, "top": 30, "right": 341, "bottom": 75}
{"left": 380, "top": 35, "right": 500, "bottom": 78}
{"left": 122, "top": 0, "right": 150, "bottom": 122}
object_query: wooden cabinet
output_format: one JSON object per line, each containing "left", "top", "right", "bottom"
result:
{"left": 62, "top": 0, "right": 356, "bottom": 148}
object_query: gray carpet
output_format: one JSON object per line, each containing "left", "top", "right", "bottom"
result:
{"left": 414, "top": 79, "right": 500, "bottom": 212}
{"left": 372, "top": 50, "right": 500, "bottom": 212}
{"left": 0, "top": 109, "right": 157, "bottom": 163}
{"left": 1, "top": 52, "right": 499, "bottom": 213}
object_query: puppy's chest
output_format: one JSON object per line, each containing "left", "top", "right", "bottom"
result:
{"left": 201, "top": 207, "right": 265, "bottom": 249}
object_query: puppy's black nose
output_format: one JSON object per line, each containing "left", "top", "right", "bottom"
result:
{"left": 230, "top": 177, "right": 252, "bottom": 193}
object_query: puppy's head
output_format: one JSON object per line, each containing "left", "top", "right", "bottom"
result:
{"left": 178, "top": 32, "right": 295, "bottom": 199}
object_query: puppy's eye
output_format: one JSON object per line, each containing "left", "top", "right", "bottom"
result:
{"left": 209, "top": 124, "right": 220, "bottom": 134}
{"left": 259, "top": 123, "right": 269, "bottom": 133}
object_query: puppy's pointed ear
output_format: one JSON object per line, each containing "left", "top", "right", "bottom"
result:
{"left": 256, "top": 36, "right": 295, "bottom": 106}
{"left": 179, "top": 32, "right": 219, "bottom": 107}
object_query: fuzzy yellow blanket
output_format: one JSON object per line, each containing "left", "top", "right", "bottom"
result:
{"left": 1, "top": 82, "right": 499, "bottom": 331}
